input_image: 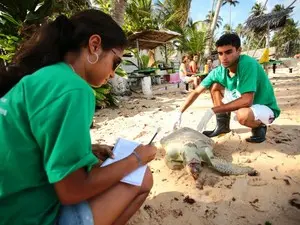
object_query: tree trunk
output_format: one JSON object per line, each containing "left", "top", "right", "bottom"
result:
{"left": 229, "top": 4, "right": 231, "bottom": 32}
{"left": 111, "top": 0, "right": 127, "bottom": 26}
{"left": 204, "top": 0, "right": 223, "bottom": 58}
{"left": 110, "top": 0, "right": 131, "bottom": 96}
{"left": 265, "top": 23, "right": 270, "bottom": 48}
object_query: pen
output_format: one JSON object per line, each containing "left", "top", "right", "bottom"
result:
{"left": 148, "top": 127, "right": 161, "bottom": 145}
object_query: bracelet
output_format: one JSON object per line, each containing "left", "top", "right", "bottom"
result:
{"left": 132, "top": 151, "right": 143, "bottom": 167}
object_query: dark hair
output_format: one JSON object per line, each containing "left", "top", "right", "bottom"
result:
{"left": 0, "top": 9, "right": 127, "bottom": 97}
{"left": 216, "top": 33, "right": 241, "bottom": 49}
{"left": 182, "top": 55, "right": 189, "bottom": 63}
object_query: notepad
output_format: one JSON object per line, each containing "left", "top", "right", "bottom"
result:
{"left": 100, "top": 138, "right": 147, "bottom": 186}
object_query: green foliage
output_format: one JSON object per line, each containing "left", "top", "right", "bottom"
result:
{"left": 138, "top": 55, "right": 151, "bottom": 69}
{"left": 272, "top": 4, "right": 284, "bottom": 12}
{"left": 155, "top": 0, "right": 192, "bottom": 30}
{"left": 205, "top": 10, "right": 223, "bottom": 29}
{"left": 235, "top": 23, "right": 244, "bottom": 38}
{"left": 123, "top": 0, "right": 158, "bottom": 35}
{"left": 123, "top": 50, "right": 156, "bottom": 70}
{"left": 174, "top": 19, "right": 208, "bottom": 56}
{"left": 223, "top": 24, "right": 232, "bottom": 34}
{"left": 0, "top": 0, "right": 54, "bottom": 23}
{"left": 92, "top": 63, "right": 129, "bottom": 108}
{"left": 0, "top": 34, "right": 20, "bottom": 62}
{"left": 94, "top": 0, "right": 111, "bottom": 14}
{"left": 271, "top": 19, "right": 300, "bottom": 57}
{"left": 92, "top": 63, "right": 128, "bottom": 108}
{"left": 115, "top": 66, "right": 128, "bottom": 78}
{"left": 0, "top": 0, "right": 56, "bottom": 64}
{"left": 222, "top": 0, "right": 239, "bottom": 7}
{"left": 243, "top": 31, "right": 266, "bottom": 50}
{"left": 92, "top": 84, "right": 119, "bottom": 108}
{"left": 251, "top": 2, "right": 266, "bottom": 17}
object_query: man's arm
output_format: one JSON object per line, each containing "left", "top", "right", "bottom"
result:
{"left": 179, "top": 85, "right": 207, "bottom": 112}
{"left": 212, "top": 92, "right": 254, "bottom": 113}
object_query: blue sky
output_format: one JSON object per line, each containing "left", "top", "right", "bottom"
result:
{"left": 190, "top": 0, "right": 300, "bottom": 32}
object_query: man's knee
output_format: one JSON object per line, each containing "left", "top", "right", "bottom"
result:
{"left": 236, "top": 108, "right": 252, "bottom": 125}
{"left": 140, "top": 167, "right": 153, "bottom": 194}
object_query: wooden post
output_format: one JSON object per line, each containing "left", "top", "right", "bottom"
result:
{"left": 136, "top": 39, "right": 140, "bottom": 69}
{"left": 164, "top": 44, "right": 168, "bottom": 65}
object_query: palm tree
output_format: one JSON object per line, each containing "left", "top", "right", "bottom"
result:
{"left": 235, "top": 23, "right": 244, "bottom": 38}
{"left": 244, "top": 1, "right": 268, "bottom": 52}
{"left": 155, "top": 0, "right": 192, "bottom": 29}
{"left": 270, "top": 5, "right": 300, "bottom": 57}
{"left": 272, "top": 4, "right": 284, "bottom": 12}
{"left": 124, "top": 0, "right": 158, "bottom": 34}
{"left": 271, "top": 18, "right": 299, "bottom": 56}
{"left": 250, "top": 2, "right": 266, "bottom": 17}
{"left": 223, "top": 23, "right": 231, "bottom": 34}
{"left": 109, "top": 0, "right": 130, "bottom": 95}
{"left": 176, "top": 19, "right": 207, "bottom": 55}
{"left": 222, "top": 0, "right": 239, "bottom": 31}
{"left": 204, "top": 0, "right": 223, "bottom": 57}
{"left": 205, "top": 11, "right": 223, "bottom": 28}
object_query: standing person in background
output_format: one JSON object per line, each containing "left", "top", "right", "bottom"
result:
{"left": 272, "top": 63, "right": 276, "bottom": 74}
{"left": 0, "top": 9, "right": 157, "bottom": 225}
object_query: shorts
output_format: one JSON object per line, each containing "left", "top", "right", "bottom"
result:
{"left": 55, "top": 201, "right": 94, "bottom": 225}
{"left": 180, "top": 76, "right": 194, "bottom": 83}
{"left": 222, "top": 89, "right": 275, "bottom": 125}
{"left": 250, "top": 104, "right": 275, "bottom": 125}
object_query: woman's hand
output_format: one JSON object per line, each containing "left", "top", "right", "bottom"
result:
{"left": 133, "top": 144, "right": 157, "bottom": 165}
{"left": 92, "top": 144, "right": 114, "bottom": 162}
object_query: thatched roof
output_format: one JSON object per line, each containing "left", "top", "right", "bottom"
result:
{"left": 127, "top": 30, "right": 181, "bottom": 50}
{"left": 245, "top": 7, "right": 293, "bottom": 32}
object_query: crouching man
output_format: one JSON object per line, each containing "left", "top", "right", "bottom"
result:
{"left": 173, "top": 33, "right": 280, "bottom": 143}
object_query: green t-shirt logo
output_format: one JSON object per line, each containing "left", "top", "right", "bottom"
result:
{"left": 231, "top": 89, "right": 240, "bottom": 99}
{"left": 0, "top": 97, "right": 8, "bottom": 116}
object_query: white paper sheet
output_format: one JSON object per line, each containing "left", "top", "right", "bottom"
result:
{"left": 101, "top": 138, "right": 147, "bottom": 186}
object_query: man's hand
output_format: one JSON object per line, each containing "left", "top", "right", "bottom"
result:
{"left": 196, "top": 108, "right": 215, "bottom": 132}
{"left": 92, "top": 144, "right": 114, "bottom": 162}
{"left": 173, "top": 111, "right": 182, "bottom": 130}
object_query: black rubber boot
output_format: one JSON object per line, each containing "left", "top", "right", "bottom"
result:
{"left": 246, "top": 125, "right": 267, "bottom": 143}
{"left": 203, "top": 112, "right": 231, "bottom": 137}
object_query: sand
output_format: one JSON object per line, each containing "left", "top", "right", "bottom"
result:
{"left": 90, "top": 68, "right": 300, "bottom": 225}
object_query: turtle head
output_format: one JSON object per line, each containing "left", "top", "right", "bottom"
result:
{"left": 186, "top": 161, "right": 202, "bottom": 180}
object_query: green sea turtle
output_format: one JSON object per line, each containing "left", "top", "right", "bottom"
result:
{"left": 159, "top": 127, "right": 255, "bottom": 180}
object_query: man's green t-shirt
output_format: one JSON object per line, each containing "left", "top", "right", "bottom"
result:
{"left": 201, "top": 55, "right": 280, "bottom": 118}
{"left": 0, "top": 63, "right": 99, "bottom": 225}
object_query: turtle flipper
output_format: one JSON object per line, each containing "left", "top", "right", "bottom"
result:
{"left": 210, "top": 158, "right": 254, "bottom": 175}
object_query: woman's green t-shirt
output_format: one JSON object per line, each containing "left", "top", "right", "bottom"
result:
{"left": 0, "top": 63, "right": 98, "bottom": 225}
